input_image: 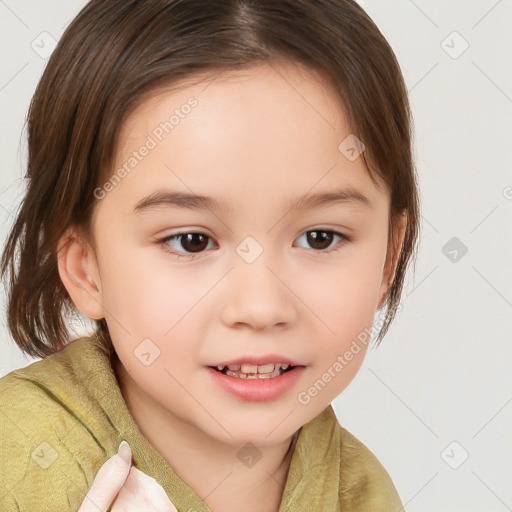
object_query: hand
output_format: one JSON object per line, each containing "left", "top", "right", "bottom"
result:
{"left": 78, "top": 441, "right": 177, "bottom": 511}
{"left": 78, "top": 441, "right": 132, "bottom": 512}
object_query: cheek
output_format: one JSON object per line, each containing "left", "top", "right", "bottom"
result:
{"left": 97, "top": 237, "right": 212, "bottom": 366}
{"left": 299, "top": 239, "right": 387, "bottom": 381}
{"left": 94, "top": 230, "right": 173, "bottom": 326}
{"left": 99, "top": 245, "right": 202, "bottom": 388}
{"left": 307, "top": 246, "right": 386, "bottom": 330}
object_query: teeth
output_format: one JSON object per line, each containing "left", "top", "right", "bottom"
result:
{"left": 225, "top": 368, "right": 282, "bottom": 379}
{"left": 216, "top": 363, "right": 294, "bottom": 379}
{"left": 257, "top": 363, "right": 276, "bottom": 373}
{"left": 223, "top": 363, "right": 291, "bottom": 373}
{"left": 240, "top": 363, "right": 280, "bottom": 374}
{"left": 240, "top": 364, "right": 258, "bottom": 373}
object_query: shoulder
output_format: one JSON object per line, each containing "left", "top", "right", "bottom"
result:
{"left": 338, "top": 426, "right": 405, "bottom": 511}
{"left": 0, "top": 340, "right": 115, "bottom": 511}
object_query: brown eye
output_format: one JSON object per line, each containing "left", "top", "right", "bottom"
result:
{"left": 160, "top": 232, "right": 214, "bottom": 257}
{"left": 179, "top": 233, "right": 209, "bottom": 253}
{"left": 306, "top": 231, "right": 334, "bottom": 250}
{"left": 295, "top": 229, "right": 349, "bottom": 253}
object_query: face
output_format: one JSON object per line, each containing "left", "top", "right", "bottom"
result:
{"left": 75, "top": 61, "right": 401, "bottom": 447}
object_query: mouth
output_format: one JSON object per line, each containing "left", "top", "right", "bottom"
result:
{"left": 206, "top": 363, "right": 307, "bottom": 401}
{"left": 209, "top": 363, "right": 300, "bottom": 379}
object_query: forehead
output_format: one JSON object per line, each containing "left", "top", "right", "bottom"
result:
{"left": 101, "top": 61, "right": 388, "bottom": 217}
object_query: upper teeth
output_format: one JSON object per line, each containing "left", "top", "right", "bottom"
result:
{"left": 216, "top": 363, "right": 290, "bottom": 373}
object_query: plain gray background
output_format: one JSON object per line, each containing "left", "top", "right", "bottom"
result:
{"left": 1, "top": 1, "right": 511, "bottom": 510}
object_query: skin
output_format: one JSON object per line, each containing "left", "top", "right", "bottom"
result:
{"left": 58, "top": 60, "right": 407, "bottom": 512}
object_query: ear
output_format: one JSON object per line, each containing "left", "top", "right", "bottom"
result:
{"left": 377, "top": 211, "right": 407, "bottom": 309}
{"left": 57, "top": 227, "right": 105, "bottom": 320}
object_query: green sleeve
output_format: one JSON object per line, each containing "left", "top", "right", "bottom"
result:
{"left": 0, "top": 376, "right": 109, "bottom": 512}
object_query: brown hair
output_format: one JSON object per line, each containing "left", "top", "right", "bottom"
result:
{"left": 1, "top": 0, "right": 420, "bottom": 359}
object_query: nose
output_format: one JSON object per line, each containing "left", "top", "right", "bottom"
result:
{"left": 220, "top": 253, "right": 298, "bottom": 331}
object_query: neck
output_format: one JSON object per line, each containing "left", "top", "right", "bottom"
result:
{"left": 113, "top": 357, "right": 300, "bottom": 512}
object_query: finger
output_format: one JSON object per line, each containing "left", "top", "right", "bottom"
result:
{"left": 78, "top": 449, "right": 132, "bottom": 512}
{"left": 112, "top": 467, "right": 178, "bottom": 512}
{"left": 117, "top": 440, "right": 132, "bottom": 466}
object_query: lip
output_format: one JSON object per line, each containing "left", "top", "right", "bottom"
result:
{"left": 207, "top": 354, "right": 304, "bottom": 367}
{"left": 206, "top": 365, "right": 306, "bottom": 402}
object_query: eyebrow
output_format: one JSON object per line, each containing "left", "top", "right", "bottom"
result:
{"left": 133, "top": 186, "right": 373, "bottom": 214}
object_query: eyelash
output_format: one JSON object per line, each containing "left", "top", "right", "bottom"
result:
{"left": 157, "top": 229, "right": 350, "bottom": 260}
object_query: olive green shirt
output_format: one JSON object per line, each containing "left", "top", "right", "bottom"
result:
{"left": 0, "top": 334, "right": 404, "bottom": 511}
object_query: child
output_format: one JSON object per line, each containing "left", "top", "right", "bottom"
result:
{"left": 0, "top": 0, "right": 419, "bottom": 510}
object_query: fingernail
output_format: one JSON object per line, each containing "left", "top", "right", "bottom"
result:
{"left": 117, "top": 440, "right": 132, "bottom": 465}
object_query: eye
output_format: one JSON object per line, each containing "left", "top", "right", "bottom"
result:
{"left": 157, "top": 229, "right": 349, "bottom": 260}
{"left": 295, "top": 229, "right": 349, "bottom": 254}
{"left": 158, "top": 232, "right": 216, "bottom": 259}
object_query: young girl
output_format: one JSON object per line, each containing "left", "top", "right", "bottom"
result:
{"left": 0, "top": 0, "right": 419, "bottom": 510}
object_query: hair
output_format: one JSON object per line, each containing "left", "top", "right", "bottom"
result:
{"left": 1, "top": 0, "right": 420, "bottom": 359}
